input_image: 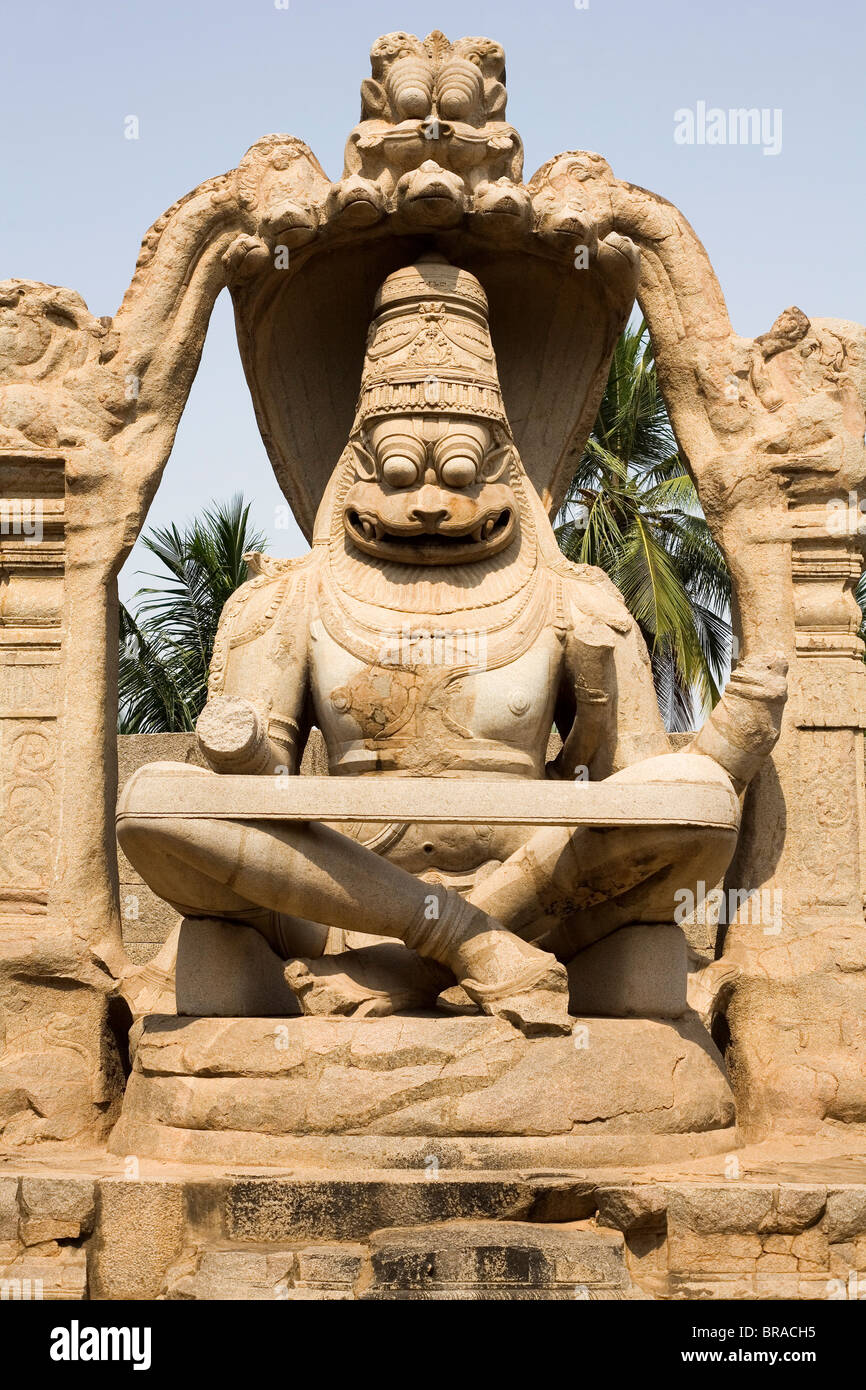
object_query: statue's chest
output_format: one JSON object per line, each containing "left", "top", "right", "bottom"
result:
{"left": 308, "top": 619, "right": 562, "bottom": 772}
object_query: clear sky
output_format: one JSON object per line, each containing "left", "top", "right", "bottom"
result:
{"left": 2, "top": 0, "right": 863, "bottom": 602}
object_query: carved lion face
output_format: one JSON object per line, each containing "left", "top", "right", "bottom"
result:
{"left": 342, "top": 414, "right": 519, "bottom": 565}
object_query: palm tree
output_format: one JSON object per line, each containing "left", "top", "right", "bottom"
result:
{"left": 555, "top": 322, "right": 731, "bottom": 731}
{"left": 118, "top": 494, "right": 266, "bottom": 733}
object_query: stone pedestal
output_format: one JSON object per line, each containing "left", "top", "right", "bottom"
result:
{"left": 174, "top": 919, "right": 300, "bottom": 1018}
{"left": 110, "top": 1013, "right": 735, "bottom": 1168}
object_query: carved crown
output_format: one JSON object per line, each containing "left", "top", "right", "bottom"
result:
{"left": 355, "top": 257, "right": 507, "bottom": 428}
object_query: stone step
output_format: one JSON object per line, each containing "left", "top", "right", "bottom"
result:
{"left": 158, "top": 1220, "right": 633, "bottom": 1300}
{"left": 363, "top": 1220, "right": 633, "bottom": 1300}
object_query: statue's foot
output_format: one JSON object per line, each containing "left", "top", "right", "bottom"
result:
{"left": 419, "top": 892, "right": 572, "bottom": 1036}
{"left": 436, "top": 977, "right": 572, "bottom": 1027}
{"left": 460, "top": 958, "right": 572, "bottom": 1036}
{"left": 436, "top": 983, "right": 480, "bottom": 1015}
{"left": 285, "top": 943, "right": 449, "bottom": 1018}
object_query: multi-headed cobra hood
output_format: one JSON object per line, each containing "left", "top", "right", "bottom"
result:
{"left": 229, "top": 32, "right": 640, "bottom": 544}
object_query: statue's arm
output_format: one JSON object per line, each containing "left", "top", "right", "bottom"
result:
{"left": 550, "top": 565, "right": 670, "bottom": 780}
{"left": 690, "top": 654, "right": 788, "bottom": 794}
{"left": 197, "top": 558, "right": 314, "bottom": 775}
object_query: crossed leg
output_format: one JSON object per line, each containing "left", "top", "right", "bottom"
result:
{"left": 118, "top": 754, "right": 738, "bottom": 1028}
{"left": 117, "top": 763, "right": 571, "bottom": 1033}
{"left": 468, "top": 754, "right": 740, "bottom": 962}
{"left": 469, "top": 823, "right": 738, "bottom": 961}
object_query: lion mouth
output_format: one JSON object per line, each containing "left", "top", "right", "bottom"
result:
{"left": 344, "top": 506, "right": 515, "bottom": 564}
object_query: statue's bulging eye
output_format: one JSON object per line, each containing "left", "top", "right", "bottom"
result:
{"left": 387, "top": 58, "right": 433, "bottom": 119}
{"left": 440, "top": 456, "right": 477, "bottom": 488}
{"left": 438, "top": 88, "right": 472, "bottom": 120}
{"left": 382, "top": 456, "right": 419, "bottom": 488}
{"left": 436, "top": 60, "right": 482, "bottom": 119}
{"left": 396, "top": 88, "right": 430, "bottom": 118}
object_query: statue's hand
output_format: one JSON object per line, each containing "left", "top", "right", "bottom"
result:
{"left": 692, "top": 652, "right": 788, "bottom": 794}
{"left": 196, "top": 695, "right": 276, "bottom": 774}
{"left": 721, "top": 653, "right": 788, "bottom": 744}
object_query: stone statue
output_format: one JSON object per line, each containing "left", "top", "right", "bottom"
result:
{"left": 117, "top": 255, "right": 787, "bottom": 1038}
{"left": 4, "top": 23, "right": 866, "bottom": 1300}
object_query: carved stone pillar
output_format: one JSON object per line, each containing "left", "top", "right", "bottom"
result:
{"left": 0, "top": 450, "right": 65, "bottom": 916}
{"left": 788, "top": 519, "right": 866, "bottom": 921}
{"left": 722, "top": 507, "right": 866, "bottom": 1138}
{"left": 0, "top": 448, "right": 121, "bottom": 1144}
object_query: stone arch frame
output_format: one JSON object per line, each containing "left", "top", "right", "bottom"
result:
{"left": 0, "top": 134, "right": 638, "bottom": 1142}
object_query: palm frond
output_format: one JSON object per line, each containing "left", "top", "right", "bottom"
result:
{"left": 118, "top": 495, "right": 267, "bottom": 733}
{"left": 556, "top": 324, "right": 732, "bottom": 730}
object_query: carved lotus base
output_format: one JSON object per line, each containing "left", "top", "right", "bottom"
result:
{"left": 109, "top": 1013, "right": 735, "bottom": 1168}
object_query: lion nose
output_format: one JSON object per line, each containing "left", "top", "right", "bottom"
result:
{"left": 408, "top": 486, "right": 451, "bottom": 530}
